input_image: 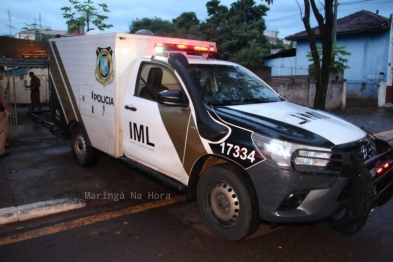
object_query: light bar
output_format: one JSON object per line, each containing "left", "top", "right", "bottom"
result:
{"left": 154, "top": 42, "right": 217, "bottom": 55}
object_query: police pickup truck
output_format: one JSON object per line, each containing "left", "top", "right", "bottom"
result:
{"left": 47, "top": 32, "right": 393, "bottom": 240}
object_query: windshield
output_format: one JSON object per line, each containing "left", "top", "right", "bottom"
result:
{"left": 186, "top": 64, "right": 281, "bottom": 105}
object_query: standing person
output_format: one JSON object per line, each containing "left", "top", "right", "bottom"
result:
{"left": 0, "top": 66, "right": 11, "bottom": 157}
{"left": 24, "top": 72, "right": 41, "bottom": 111}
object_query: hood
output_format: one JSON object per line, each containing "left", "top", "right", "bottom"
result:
{"left": 212, "top": 101, "right": 366, "bottom": 147}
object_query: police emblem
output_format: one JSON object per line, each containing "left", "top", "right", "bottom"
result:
{"left": 95, "top": 47, "right": 115, "bottom": 86}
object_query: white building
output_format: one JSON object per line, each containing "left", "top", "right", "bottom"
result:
{"left": 15, "top": 29, "right": 67, "bottom": 40}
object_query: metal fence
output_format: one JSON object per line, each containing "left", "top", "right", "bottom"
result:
{"left": 346, "top": 80, "right": 378, "bottom": 108}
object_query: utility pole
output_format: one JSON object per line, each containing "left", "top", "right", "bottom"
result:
{"left": 39, "top": 13, "right": 42, "bottom": 41}
{"left": 5, "top": 10, "right": 15, "bottom": 36}
{"left": 332, "top": 0, "right": 338, "bottom": 44}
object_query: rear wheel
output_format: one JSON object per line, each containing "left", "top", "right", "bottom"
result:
{"left": 196, "top": 164, "right": 259, "bottom": 241}
{"left": 71, "top": 125, "right": 100, "bottom": 167}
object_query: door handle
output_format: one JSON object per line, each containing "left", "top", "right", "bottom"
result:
{"left": 124, "top": 105, "right": 137, "bottom": 111}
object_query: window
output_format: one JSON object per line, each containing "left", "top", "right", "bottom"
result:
{"left": 136, "top": 63, "right": 182, "bottom": 101}
{"left": 186, "top": 64, "right": 281, "bottom": 105}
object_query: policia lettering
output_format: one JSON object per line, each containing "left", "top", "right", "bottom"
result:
{"left": 92, "top": 92, "right": 114, "bottom": 106}
{"left": 129, "top": 122, "right": 155, "bottom": 147}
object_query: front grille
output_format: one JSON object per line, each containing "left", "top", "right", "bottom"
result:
{"left": 332, "top": 135, "right": 374, "bottom": 161}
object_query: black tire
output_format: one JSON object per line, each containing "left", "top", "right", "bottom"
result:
{"left": 196, "top": 164, "right": 259, "bottom": 241}
{"left": 71, "top": 125, "right": 100, "bottom": 167}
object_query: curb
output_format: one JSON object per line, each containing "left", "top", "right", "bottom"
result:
{"left": 0, "top": 198, "right": 86, "bottom": 225}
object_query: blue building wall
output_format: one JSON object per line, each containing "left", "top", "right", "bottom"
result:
{"left": 266, "top": 30, "right": 390, "bottom": 82}
{"left": 264, "top": 56, "right": 308, "bottom": 76}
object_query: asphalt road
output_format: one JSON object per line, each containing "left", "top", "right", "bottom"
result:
{"left": 0, "top": 199, "right": 392, "bottom": 261}
{"left": 0, "top": 144, "right": 392, "bottom": 261}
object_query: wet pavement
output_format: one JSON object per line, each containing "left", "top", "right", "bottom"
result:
{"left": 333, "top": 107, "right": 393, "bottom": 134}
{"left": 0, "top": 105, "right": 392, "bottom": 262}
{"left": 0, "top": 105, "right": 392, "bottom": 213}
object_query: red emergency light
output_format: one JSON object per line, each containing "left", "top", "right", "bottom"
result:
{"left": 376, "top": 167, "right": 384, "bottom": 175}
{"left": 154, "top": 42, "right": 217, "bottom": 55}
{"left": 375, "top": 161, "right": 391, "bottom": 175}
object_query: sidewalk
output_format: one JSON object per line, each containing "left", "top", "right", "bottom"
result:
{"left": 333, "top": 107, "right": 393, "bottom": 144}
{"left": 0, "top": 105, "right": 88, "bottom": 224}
{"left": 0, "top": 105, "right": 392, "bottom": 224}
{"left": 333, "top": 107, "right": 393, "bottom": 136}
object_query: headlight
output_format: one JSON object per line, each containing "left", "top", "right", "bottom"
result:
{"left": 252, "top": 133, "right": 331, "bottom": 169}
{"left": 294, "top": 150, "right": 330, "bottom": 167}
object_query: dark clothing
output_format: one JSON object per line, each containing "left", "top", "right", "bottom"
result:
{"left": 30, "top": 91, "right": 41, "bottom": 111}
{"left": 30, "top": 76, "right": 40, "bottom": 91}
{"left": 29, "top": 75, "right": 41, "bottom": 111}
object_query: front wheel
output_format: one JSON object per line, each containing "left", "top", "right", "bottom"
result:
{"left": 71, "top": 125, "right": 100, "bottom": 167}
{"left": 196, "top": 164, "right": 259, "bottom": 241}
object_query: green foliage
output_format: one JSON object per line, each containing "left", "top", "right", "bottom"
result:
{"left": 128, "top": 0, "right": 271, "bottom": 66}
{"left": 202, "top": 0, "right": 229, "bottom": 41}
{"left": 129, "top": 14, "right": 205, "bottom": 40}
{"left": 61, "top": 0, "right": 113, "bottom": 33}
{"left": 307, "top": 44, "right": 351, "bottom": 71}
{"left": 209, "top": 0, "right": 271, "bottom": 65}
{"left": 21, "top": 23, "right": 52, "bottom": 41}
{"left": 172, "top": 12, "right": 200, "bottom": 32}
{"left": 230, "top": 39, "right": 270, "bottom": 66}
{"left": 172, "top": 12, "right": 205, "bottom": 40}
{"left": 129, "top": 17, "right": 176, "bottom": 37}
{"left": 270, "top": 38, "right": 293, "bottom": 49}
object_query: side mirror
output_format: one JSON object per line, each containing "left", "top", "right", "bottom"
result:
{"left": 157, "top": 90, "right": 189, "bottom": 108}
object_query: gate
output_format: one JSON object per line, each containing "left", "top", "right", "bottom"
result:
{"left": 346, "top": 80, "right": 378, "bottom": 108}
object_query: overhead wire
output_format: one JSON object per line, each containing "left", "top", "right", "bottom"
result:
{"left": 264, "top": 0, "right": 392, "bottom": 35}
{"left": 265, "top": 0, "right": 392, "bottom": 23}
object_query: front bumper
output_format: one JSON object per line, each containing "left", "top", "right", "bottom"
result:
{"left": 247, "top": 136, "right": 393, "bottom": 224}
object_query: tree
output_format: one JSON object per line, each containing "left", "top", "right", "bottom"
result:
{"left": 202, "top": 0, "right": 229, "bottom": 42}
{"left": 129, "top": 13, "right": 204, "bottom": 40}
{"left": 129, "top": 17, "right": 176, "bottom": 37}
{"left": 172, "top": 12, "right": 204, "bottom": 39}
{"left": 128, "top": 0, "right": 271, "bottom": 66}
{"left": 204, "top": 0, "right": 270, "bottom": 66}
{"left": 307, "top": 44, "right": 351, "bottom": 72}
{"left": 263, "top": 0, "right": 335, "bottom": 110}
{"left": 231, "top": 39, "right": 270, "bottom": 66}
{"left": 172, "top": 12, "right": 200, "bottom": 33}
{"left": 61, "top": 0, "right": 113, "bottom": 33}
{"left": 271, "top": 38, "right": 293, "bottom": 50}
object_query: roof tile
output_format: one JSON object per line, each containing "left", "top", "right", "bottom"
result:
{"left": 286, "top": 10, "right": 390, "bottom": 40}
